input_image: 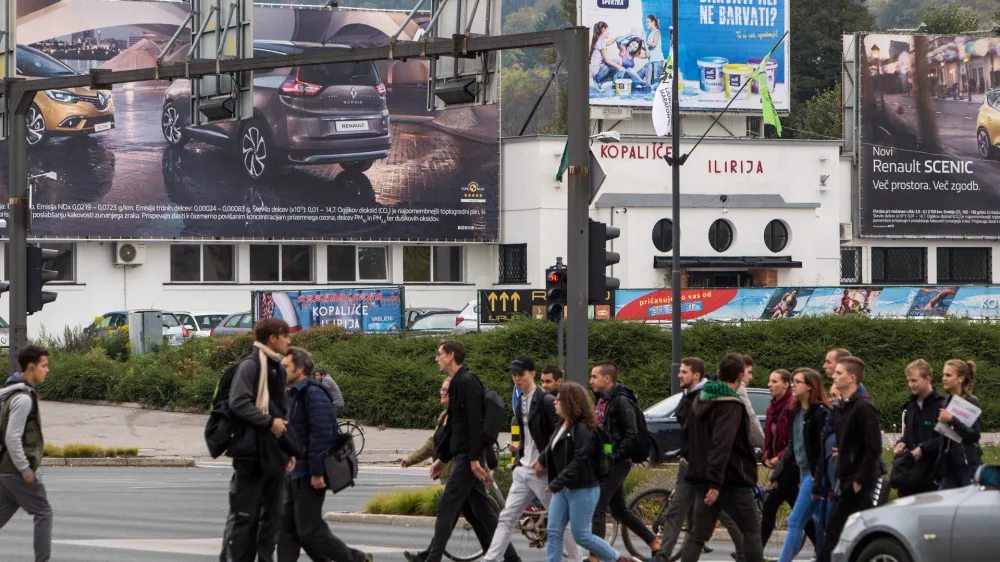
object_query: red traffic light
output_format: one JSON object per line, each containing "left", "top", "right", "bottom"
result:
{"left": 547, "top": 272, "right": 562, "bottom": 283}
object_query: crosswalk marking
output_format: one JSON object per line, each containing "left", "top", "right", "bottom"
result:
{"left": 53, "top": 538, "right": 412, "bottom": 556}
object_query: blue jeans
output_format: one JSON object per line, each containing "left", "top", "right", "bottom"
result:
{"left": 593, "top": 65, "right": 615, "bottom": 85}
{"left": 940, "top": 461, "right": 982, "bottom": 490}
{"left": 641, "top": 61, "right": 664, "bottom": 85}
{"left": 547, "top": 486, "right": 619, "bottom": 562}
{"left": 778, "top": 474, "right": 825, "bottom": 562}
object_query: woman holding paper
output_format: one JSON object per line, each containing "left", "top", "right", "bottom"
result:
{"left": 936, "top": 359, "right": 983, "bottom": 489}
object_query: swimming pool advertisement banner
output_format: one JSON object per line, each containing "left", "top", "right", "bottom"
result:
{"left": 582, "top": 0, "right": 789, "bottom": 112}
{"left": 614, "top": 286, "right": 1000, "bottom": 321}
{"left": 857, "top": 33, "right": 1000, "bottom": 237}
{"left": 253, "top": 288, "right": 404, "bottom": 332}
{"left": 0, "top": 5, "right": 499, "bottom": 241}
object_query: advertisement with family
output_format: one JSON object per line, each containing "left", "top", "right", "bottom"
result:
{"left": 253, "top": 288, "right": 404, "bottom": 333}
{"left": 583, "top": 0, "right": 790, "bottom": 111}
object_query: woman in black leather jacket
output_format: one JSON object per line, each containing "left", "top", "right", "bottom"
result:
{"left": 538, "top": 382, "right": 627, "bottom": 562}
{"left": 936, "top": 359, "right": 982, "bottom": 489}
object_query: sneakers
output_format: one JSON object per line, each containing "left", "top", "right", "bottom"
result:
{"left": 403, "top": 552, "right": 424, "bottom": 562}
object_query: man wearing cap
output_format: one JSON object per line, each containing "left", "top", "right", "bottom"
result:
{"left": 482, "top": 357, "right": 578, "bottom": 562}
{"left": 314, "top": 369, "right": 345, "bottom": 419}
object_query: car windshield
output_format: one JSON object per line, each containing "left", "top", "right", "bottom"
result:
{"left": 644, "top": 393, "right": 683, "bottom": 418}
{"left": 299, "top": 61, "right": 379, "bottom": 86}
{"left": 17, "top": 48, "right": 77, "bottom": 77}
{"left": 196, "top": 315, "right": 227, "bottom": 330}
{"left": 161, "top": 314, "right": 180, "bottom": 328}
{"left": 411, "top": 314, "right": 458, "bottom": 331}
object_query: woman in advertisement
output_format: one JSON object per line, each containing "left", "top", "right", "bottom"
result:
{"left": 590, "top": 22, "right": 626, "bottom": 87}
{"left": 615, "top": 36, "right": 652, "bottom": 91}
{"left": 639, "top": 15, "right": 664, "bottom": 86}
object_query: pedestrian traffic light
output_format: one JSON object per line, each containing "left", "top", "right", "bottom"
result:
{"left": 545, "top": 265, "right": 567, "bottom": 322}
{"left": 27, "top": 245, "right": 58, "bottom": 314}
{"left": 588, "top": 219, "right": 620, "bottom": 304}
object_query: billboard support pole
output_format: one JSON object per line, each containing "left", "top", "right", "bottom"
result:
{"left": 668, "top": 0, "right": 682, "bottom": 396}
{"left": 6, "top": 83, "right": 28, "bottom": 372}
{"left": 558, "top": 27, "right": 590, "bottom": 386}
{"left": 556, "top": 315, "right": 564, "bottom": 372}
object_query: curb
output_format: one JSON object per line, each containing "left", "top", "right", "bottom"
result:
{"left": 322, "top": 512, "right": 789, "bottom": 543}
{"left": 42, "top": 457, "right": 196, "bottom": 468}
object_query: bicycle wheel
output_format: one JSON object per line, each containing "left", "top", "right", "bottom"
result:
{"left": 622, "top": 487, "right": 671, "bottom": 557}
{"left": 444, "top": 491, "right": 501, "bottom": 562}
{"left": 339, "top": 421, "right": 365, "bottom": 455}
{"left": 605, "top": 514, "right": 619, "bottom": 546}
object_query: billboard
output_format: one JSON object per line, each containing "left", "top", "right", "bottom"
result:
{"left": 581, "top": 0, "right": 789, "bottom": 111}
{"left": 614, "top": 286, "right": 1000, "bottom": 321}
{"left": 858, "top": 33, "right": 1000, "bottom": 236}
{"left": 253, "top": 287, "right": 403, "bottom": 332}
{"left": 3, "top": 5, "right": 498, "bottom": 241}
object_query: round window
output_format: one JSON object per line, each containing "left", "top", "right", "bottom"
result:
{"left": 652, "top": 219, "right": 673, "bottom": 252}
{"left": 764, "top": 220, "right": 789, "bottom": 253}
{"left": 708, "top": 219, "right": 734, "bottom": 252}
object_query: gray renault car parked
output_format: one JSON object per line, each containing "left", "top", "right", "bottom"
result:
{"left": 160, "top": 40, "right": 391, "bottom": 180}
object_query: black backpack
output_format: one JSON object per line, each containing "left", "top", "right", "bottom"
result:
{"left": 204, "top": 354, "right": 257, "bottom": 459}
{"left": 592, "top": 424, "right": 615, "bottom": 477}
{"left": 480, "top": 380, "right": 506, "bottom": 469}
{"left": 622, "top": 394, "right": 651, "bottom": 464}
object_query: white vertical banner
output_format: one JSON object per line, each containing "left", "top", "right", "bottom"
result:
{"left": 652, "top": 77, "right": 672, "bottom": 137}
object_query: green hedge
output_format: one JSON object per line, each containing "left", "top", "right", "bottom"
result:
{"left": 16, "top": 316, "right": 1000, "bottom": 430}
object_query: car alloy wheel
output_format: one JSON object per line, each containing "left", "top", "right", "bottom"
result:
{"left": 241, "top": 124, "right": 268, "bottom": 179}
{"left": 978, "top": 128, "right": 994, "bottom": 159}
{"left": 869, "top": 556, "right": 901, "bottom": 562}
{"left": 162, "top": 105, "right": 184, "bottom": 145}
{"left": 26, "top": 105, "right": 47, "bottom": 146}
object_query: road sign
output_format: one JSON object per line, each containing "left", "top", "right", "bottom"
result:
{"left": 479, "top": 289, "right": 615, "bottom": 324}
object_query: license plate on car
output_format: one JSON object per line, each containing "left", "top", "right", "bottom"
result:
{"left": 334, "top": 120, "right": 369, "bottom": 132}
{"left": 94, "top": 122, "right": 112, "bottom": 132}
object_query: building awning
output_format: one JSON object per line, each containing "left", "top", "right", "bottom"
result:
{"left": 595, "top": 193, "right": 819, "bottom": 209}
{"left": 653, "top": 256, "right": 803, "bottom": 269}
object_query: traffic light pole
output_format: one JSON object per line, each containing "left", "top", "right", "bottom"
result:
{"left": 668, "top": 0, "right": 683, "bottom": 396}
{"left": 6, "top": 83, "right": 30, "bottom": 373}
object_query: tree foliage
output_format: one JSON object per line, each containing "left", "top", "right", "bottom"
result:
{"left": 872, "top": 0, "right": 995, "bottom": 31}
{"left": 790, "top": 0, "right": 873, "bottom": 107}
{"left": 787, "top": 84, "right": 842, "bottom": 140}
{"left": 919, "top": 2, "right": 981, "bottom": 34}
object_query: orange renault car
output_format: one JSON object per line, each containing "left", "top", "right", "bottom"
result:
{"left": 18, "top": 44, "right": 115, "bottom": 146}
{"left": 977, "top": 88, "right": 1000, "bottom": 159}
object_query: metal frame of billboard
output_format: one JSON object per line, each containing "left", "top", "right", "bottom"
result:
{"left": 188, "top": 0, "right": 253, "bottom": 126}
{"left": 0, "top": 0, "right": 12, "bottom": 140}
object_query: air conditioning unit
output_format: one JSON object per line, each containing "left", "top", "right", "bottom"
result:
{"left": 114, "top": 242, "right": 146, "bottom": 266}
{"left": 839, "top": 222, "right": 854, "bottom": 242}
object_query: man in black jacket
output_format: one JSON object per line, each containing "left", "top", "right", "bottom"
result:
{"left": 221, "top": 318, "right": 291, "bottom": 562}
{"left": 589, "top": 361, "right": 660, "bottom": 557}
{"left": 409, "top": 341, "right": 514, "bottom": 562}
{"left": 678, "top": 353, "right": 763, "bottom": 562}
{"left": 816, "top": 356, "right": 882, "bottom": 562}
{"left": 540, "top": 365, "right": 565, "bottom": 397}
{"left": 893, "top": 359, "right": 945, "bottom": 497}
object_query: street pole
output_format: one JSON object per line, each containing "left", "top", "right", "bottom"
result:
{"left": 668, "top": 1, "right": 682, "bottom": 395}
{"left": 561, "top": 26, "right": 590, "bottom": 386}
{"left": 7, "top": 83, "right": 29, "bottom": 373}
{"left": 557, "top": 315, "right": 564, "bottom": 372}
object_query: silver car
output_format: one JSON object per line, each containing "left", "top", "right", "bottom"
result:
{"left": 833, "top": 465, "right": 1000, "bottom": 562}
{"left": 212, "top": 312, "right": 253, "bottom": 336}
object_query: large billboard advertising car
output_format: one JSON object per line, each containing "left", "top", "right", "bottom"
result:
{"left": 858, "top": 33, "right": 1000, "bottom": 236}
{"left": 1, "top": 5, "right": 498, "bottom": 241}
{"left": 581, "top": 0, "right": 789, "bottom": 112}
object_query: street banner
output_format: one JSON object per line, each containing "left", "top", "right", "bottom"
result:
{"left": 1, "top": 5, "right": 499, "bottom": 241}
{"left": 253, "top": 287, "right": 403, "bottom": 332}
{"left": 477, "top": 289, "right": 615, "bottom": 323}
{"left": 582, "top": 0, "right": 789, "bottom": 112}
{"left": 857, "top": 33, "right": 1000, "bottom": 236}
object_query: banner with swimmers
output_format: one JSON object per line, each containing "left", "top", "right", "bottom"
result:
{"left": 582, "top": 0, "right": 790, "bottom": 112}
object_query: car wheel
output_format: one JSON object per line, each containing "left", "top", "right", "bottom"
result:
{"left": 856, "top": 537, "right": 913, "bottom": 562}
{"left": 26, "top": 104, "right": 48, "bottom": 146}
{"left": 240, "top": 119, "right": 276, "bottom": 180}
{"left": 341, "top": 159, "right": 375, "bottom": 173}
{"left": 978, "top": 127, "right": 997, "bottom": 159}
{"left": 161, "top": 102, "right": 189, "bottom": 147}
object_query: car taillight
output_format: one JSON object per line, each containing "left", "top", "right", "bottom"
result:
{"left": 210, "top": 329, "right": 215, "bottom": 337}
{"left": 376, "top": 82, "right": 386, "bottom": 96}
{"left": 182, "top": 327, "right": 190, "bottom": 338}
{"left": 456, "top": 316, "right": 464, "bottom": 326}
{"left": 279, "top": 69, "right": 322, "bottom": 96}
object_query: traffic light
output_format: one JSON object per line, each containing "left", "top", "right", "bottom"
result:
{"left": 545, "top": 264, "right": 567, "bottom": 322}
{"left": 27, "top": 245, "right": 58, "bottom": 314}
{"left": 588, "top": 219, "right": 620, "bottom": 304}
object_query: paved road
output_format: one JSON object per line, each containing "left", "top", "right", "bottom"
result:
{"left": 0, "top": 466, "right": 810, "bottom": 561}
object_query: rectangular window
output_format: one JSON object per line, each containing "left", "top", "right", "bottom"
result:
{"left": 170, "top": 244, "right": 235, "bottom": 282}
{"left": 403, "top": 245, "right": 463, "bottom": 283}
{"left": 4, "top": 243, "right": 75, "bottom": 283}
{"left": 871, "top": 247, "right": 926, "bottom": 284}
{"left": 250, "top": 244, "right": 313, "bottom": 283}
{"left": 937, "top": 247, "right": 990, "bottom": 284}
{"left": 326, "top": 246, "right": 389, "bottom": 282}
{"left": 840, "top": 247, "right": 861, "bottom": 285}
{"left": 498, "top": 244, "right": 528, "bottom": 284}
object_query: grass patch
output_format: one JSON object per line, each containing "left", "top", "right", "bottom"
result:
{"left": 365, "top": 486, "right": 442, "bottom": 516}
{"left": 43, "top": 443, "right": 138, "bottom": 458}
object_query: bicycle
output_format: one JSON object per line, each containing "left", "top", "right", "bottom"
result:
{"left": 337, "top": 420, "right": 365, "bottom": 455}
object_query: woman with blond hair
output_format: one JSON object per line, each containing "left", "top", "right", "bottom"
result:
{"left": 936, "top": 359, "right": 983, "bottom": 489}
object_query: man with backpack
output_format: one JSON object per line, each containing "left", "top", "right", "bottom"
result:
{"left": 278, "top": 347, "right": 371, "bottom": 562}
{"left": 589, "top": 360, "right": 660, "bottom": 558}
{"left": 219, "top": 318, "right": 293, "bottom": 562}
{"left": 406, "top": 340, "right": 514, "bottom": 562}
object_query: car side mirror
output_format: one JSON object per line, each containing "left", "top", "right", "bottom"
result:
{"left": 975, "top": 465, "right": 1000, "bottom": 489}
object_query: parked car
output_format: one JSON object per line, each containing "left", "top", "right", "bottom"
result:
{"left": 454, "top": 299, "right": 502, "bottom": 333}
{"left": 406, "top": 307, "right": 457, "bottom": 330}
{"left": 212, "top": 312, "right": 253, "bottom": 336}
{"left": 161, "top": 40, "right": 391, "bottom": 180}
{"left": 89, "top": 310, "right": 186, "bottom": 346}
{"left": 977, "top": 88, "right": 1000, "bottom": 159}
{"left": 832, "top": 465, "right": 1000, "bottom": 562}
{"left": 19, "top": 44, "right": 115, "bottom": 146}
{"left": 408, "top": 311, "right": 461, "bottom": 334}
{"left": 174, "top": 311, "right": 230, "bottom": 338}
{"left": 644, "top": 386, "right": 770, "bottom": 463}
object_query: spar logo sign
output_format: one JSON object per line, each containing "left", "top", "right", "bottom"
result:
{"left": 597, "top": 0, "right": 628, "bottom": 8}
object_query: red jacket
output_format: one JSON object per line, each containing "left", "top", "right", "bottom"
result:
{"left": 764, "top": 391, "right": 793, "bottom": 461}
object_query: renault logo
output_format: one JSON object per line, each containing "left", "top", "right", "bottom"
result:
{"left": 350, "top": 88, "right": 357, "bottom": 99}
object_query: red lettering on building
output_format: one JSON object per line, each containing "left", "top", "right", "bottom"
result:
{"left": 708, "top": 159, "right": 764, "bottom": 174}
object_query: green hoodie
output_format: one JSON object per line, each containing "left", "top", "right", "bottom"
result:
{"left": 700, "top": 380, "right": 740, "bottom": 401}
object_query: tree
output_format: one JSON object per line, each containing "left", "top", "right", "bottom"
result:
{"left": 919, "top": 1, "right": 980, "bottom": 33}
{"left": 790, "top": 0, "right": 874, "bottom": 107}
{"left": 787, "top": 85, "right": 842, "bottom": 140}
